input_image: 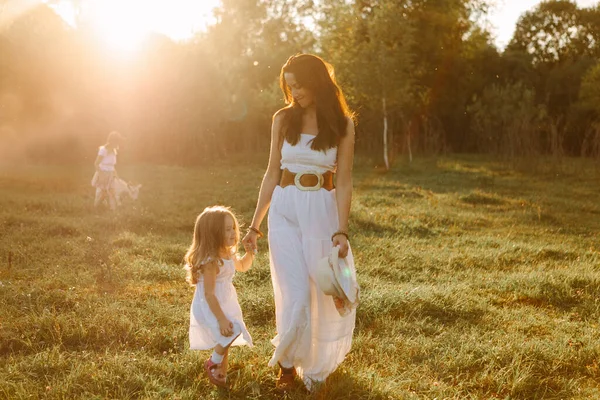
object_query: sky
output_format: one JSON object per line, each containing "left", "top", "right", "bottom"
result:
{"left": 489, "top": 0, "right": 599, "bottom": 49}
{"left": 49, "top": 0, "right": 221, "bottom": 41}
{"left": 3, "top": 0, "right": 598, "bottom": 51}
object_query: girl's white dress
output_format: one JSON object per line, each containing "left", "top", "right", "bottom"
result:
{"left": 189, "top": 257, "right": 253, "bottom": 349}
{"left": 268, "top": 134, "right": 357, "bottom": 387}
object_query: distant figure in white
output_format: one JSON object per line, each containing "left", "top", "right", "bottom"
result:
{"left": 92, "top": 131, "right": 120, "bottom": 210}
{"left": 91, "top": 131, "right": 141, "bottom": 210}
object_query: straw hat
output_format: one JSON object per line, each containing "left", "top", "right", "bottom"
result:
{"left": 316, "top": 246, "right": 359, "bottom": 314}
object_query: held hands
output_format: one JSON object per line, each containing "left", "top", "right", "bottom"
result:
{"left": 242, "top": 230, "right": 260, "bottom": 255}
{"left": 219, "top": 318, "right": 234, "bottom": 337}
{"left": 242, "top": 240, "right": 256, "bottom": 256}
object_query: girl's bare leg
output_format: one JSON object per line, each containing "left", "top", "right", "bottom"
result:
{"left": 214, "top": 331, "right": 239, "bottom": 378}
{"left": 221, "top": 346, "right": 230, "bottom": 374}
{"left": 94, "top": 188, "right": 104, "bottom": 207}
{"left": 212, "top": 344, "right": 229, "bottom": 378}
{"left": 107, "top": 189, "right": 117, "bottom": 210}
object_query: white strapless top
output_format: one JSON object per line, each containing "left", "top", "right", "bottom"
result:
{"left": 280, "top": 134, "right": 337, "bottom": 174}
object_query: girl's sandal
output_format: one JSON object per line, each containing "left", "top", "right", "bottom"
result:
{"left": 204, "top": 358, "right": 227, "bottom": 388}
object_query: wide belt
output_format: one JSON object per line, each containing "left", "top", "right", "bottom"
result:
{"left": 279, "top": 168, "right": 334, "bottom": 191}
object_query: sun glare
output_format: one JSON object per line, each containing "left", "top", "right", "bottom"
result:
{"left": 48, "top": 0, "right": 220, "bottom": 53}
{"left": 88, "top": 1, "right": 149, "bottom": 52}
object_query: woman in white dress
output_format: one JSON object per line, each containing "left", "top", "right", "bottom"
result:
{"left": 92, "top": 131, "right": 121, "bottom": 210}
{"left": 243, "top": 54, "right": 356, "bottom": 391}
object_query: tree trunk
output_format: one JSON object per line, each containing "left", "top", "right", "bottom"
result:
{"left": 407, "top": 119, "right": 413, "bottom": 164}
{"left": 383, "top": 97, "right": 389, "bottom": 170}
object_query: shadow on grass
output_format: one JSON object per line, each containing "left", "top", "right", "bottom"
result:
{"left": 356, "top": 293, "right": 488, "bottom": 335}
{"left": 223, "top": 367, "right": 393, "bottom": 400}
{"left": 310, "top": 370, "right": 394, "bottom": 400}
{"left": 358, "top": 163, "right": 498, "bottom": 196}
{"left": 353, "top": 217, "right": 438, "bottom": 239}
{"left": 414, "top": 298, "right": 487, "bottom": 325}
{"left": 352, "top": 217, "right": 398, "bottom": 237}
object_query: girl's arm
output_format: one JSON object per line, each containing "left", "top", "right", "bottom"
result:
{"left": 242, "top": 112, "right": 285, "bottom": 251}
{"left": 202, "top": 261, "right": 234, "bottom": 336}
{"left": 333, "top": 117, "right": 356, "bottom": 258}
{"left": 233, "top": 251, "right": 254, "bottom": 272}
{"left": 95, "top": 147, "right": 105, "bottom": 171}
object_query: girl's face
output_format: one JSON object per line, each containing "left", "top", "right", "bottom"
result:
{"left": 223, "top": 215, "right": 237, "bottom": 248}
{"left": 284, "top": 72, "right": 315, "bottom": 108}
{"left": 107, "top": 132, "right": 121, "bottom": 148}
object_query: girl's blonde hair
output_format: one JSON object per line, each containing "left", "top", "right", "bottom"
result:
{"left": 184, "top": 206, "right": 240, "bottom": 285}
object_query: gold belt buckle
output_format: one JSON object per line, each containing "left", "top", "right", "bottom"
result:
{"left": 294, "top": 170, "right": 324, "bottom": 191}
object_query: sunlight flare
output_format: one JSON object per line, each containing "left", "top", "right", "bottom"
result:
{"left": 49, "top": 0, "right": 220, "bottom": 52}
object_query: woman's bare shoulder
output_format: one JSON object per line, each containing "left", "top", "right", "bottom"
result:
{"left": 345, "top": 115, "right": 355, "bottom": 128}
{"left": 273, "top": 107, "right": 291, "bottom": 123}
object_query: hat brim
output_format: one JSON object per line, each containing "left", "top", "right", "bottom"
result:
{"left": 330, "top": 246, "right": 359, "bottom": 304}
{"left": 316, "top": 256, "right": 343, "bottom": 298}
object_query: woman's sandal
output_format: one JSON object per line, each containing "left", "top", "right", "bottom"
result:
{"left": 275, "top": 363, "right": 296, "bottom": 392}
{"left": 204, "top": 358, "right": 227, "bottom": 388}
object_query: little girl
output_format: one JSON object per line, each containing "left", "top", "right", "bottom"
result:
{"left": 92, "top": 131, "right": 121, "bottom": 210}
{"left": 184, "top": 206, "right": 254, "bottom": 388}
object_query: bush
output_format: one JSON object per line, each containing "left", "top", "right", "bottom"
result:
{"left": 468, "top": 82, "right": 547, "bottom": 159}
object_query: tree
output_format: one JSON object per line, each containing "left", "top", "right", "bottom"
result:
{"left": 578, "top": 63, "right": 600, "bottom": 159}
{"left": 468, "top": 82, "right": 547, "bottom": 159}
{"left": 509, "top": 0, "right": 600, "bottom": 65}
{"left": 406, "top": 0, "right": 499, "bottom": 153}
{"left": 506, "top": 1, "right": 600, "bottom": 154}
{"left": 320, "top": 0, "right": 414, "bottom": 166}
{"left": 579, "top": 63, "right": 600, "bottom": 116}
{"left": 202, "top": 0, "right": 316, "bottom": 154}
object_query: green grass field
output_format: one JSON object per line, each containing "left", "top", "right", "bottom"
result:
{"left": 1, "top": 156, "right": 600, "bottom": 399}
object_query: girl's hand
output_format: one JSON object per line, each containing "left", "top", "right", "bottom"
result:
{"left": 242, "top": 231, "right": 258, "bottom": 254}
{"left": 242, "top": 241, "right": 256, "bottom": 256}
{"left": 219, "top": 318, "right": 234, "bottom": 337}
{"left": 333, "top": 234, "right": 349, "bottom": 258}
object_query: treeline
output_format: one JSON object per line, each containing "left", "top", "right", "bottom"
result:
{"left": 0, "top": 0, "right": 599, "bottom": 165}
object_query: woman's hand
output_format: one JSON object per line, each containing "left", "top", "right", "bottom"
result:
{"left": 242, "top": 231, "right": 259, "bottom": 254}
{"left": 219, "top": 318, "right": 234, "bottom": 337}
{"left": 333, "top": 234, "right": 349, "bottom": 258}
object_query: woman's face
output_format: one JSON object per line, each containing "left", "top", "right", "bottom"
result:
{"left": 223, "top": 215, "right": 237, "bottom": 248}
{"left": 284, "top": 72, "right": 315, "bottom": 108}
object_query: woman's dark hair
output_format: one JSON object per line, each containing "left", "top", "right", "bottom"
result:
{"left": 278, "top": 54, "right": 354, "bottom": 151}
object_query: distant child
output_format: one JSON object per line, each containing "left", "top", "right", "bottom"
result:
{"left": 92, "top": 131, "right": 121, "bottom": 210}
{"left": 184, "top": 206, "right": 255, "bottom": 388}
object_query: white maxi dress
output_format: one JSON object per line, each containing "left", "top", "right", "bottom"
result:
{"left": 267, "top": 133, "right": 356, "bottom": 388}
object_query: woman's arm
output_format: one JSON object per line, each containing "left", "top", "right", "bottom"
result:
{"left": 242, "top": 112, "right": 285, "bottom": 252}
{"left": 202, "top": 261, "right": 234, "bottom": 336}
{"left": 333, "top": 117, "right": 356, "bottom": 258}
